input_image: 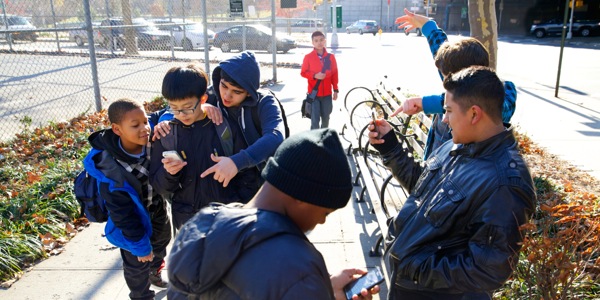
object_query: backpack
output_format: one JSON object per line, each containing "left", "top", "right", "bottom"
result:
{"left": 73, "top": 169, "right": 109, "bottom": 223}
{"left": 251, "top": 89, "right": 290, "bottom": 138}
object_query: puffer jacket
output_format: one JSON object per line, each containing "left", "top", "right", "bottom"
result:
{"left": 167, "top": 203, "right": 334, "bottom": 300}
{"left": 372, "top": 126, "right": 535, "bottom": 298}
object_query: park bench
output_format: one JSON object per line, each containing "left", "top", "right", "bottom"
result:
{"left": 342, "top": 75, "right": 432, "bottom": 283}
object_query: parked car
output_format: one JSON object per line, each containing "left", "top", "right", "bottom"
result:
{"left": 291, "top": 20, "right": 323, "bottom": 28}
{"left": 0, "top": 14, "right": 37, "bottom": 42}
{"left": 68, "top": 21, "right": 100, "bottom": 47}
{"left": 153, "top": 19, "right": 214, "bottom": 51}
{"left": 530, "top": 18, "right": 600, "bottom": 38}
{"left": 404, "top": 27, "right": 422, "bottom": 36}
{"left": 98, "top": 18, "right": 171, "bottom": 50}
{"left": 213, "top": 24, "right": 297, "bottom": 53}
{"left": 345, "top": 20, "right": 379, "bottom": 35}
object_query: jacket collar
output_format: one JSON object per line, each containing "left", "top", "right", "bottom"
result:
{"left": 449, "top": 125, "right": 516, "bottom": 158}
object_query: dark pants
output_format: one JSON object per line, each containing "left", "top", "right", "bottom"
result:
{"left": 121, "top": 200, "right": 172, "bottom": 300}
{"left": 310, "top": 95, "right": 333, "bottom": 130}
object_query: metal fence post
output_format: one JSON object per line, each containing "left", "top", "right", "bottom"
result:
{"left": 83, "top": 0, "right": 103, "bottom": 112}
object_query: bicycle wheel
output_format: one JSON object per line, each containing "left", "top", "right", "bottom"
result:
{"left": 344, "top": 86, "right": 376, "bottom": 111}
{"left": 349, "top": 100, "right": 386, "bottom": 130}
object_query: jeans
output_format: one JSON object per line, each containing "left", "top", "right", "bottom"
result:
{"left": 310, "top": 95, "right": 333, "bottom": 130}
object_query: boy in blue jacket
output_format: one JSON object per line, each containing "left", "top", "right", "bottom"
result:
{"left": 393, "top": 9, "right": 517, "bottom": 160}
{"left": 83, "top": 98, "right": 171, "bottom": 298}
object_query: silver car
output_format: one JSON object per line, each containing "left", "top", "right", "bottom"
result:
{"left": 155, "top": 19, "right": 214, "bottom": 50}
{"left": 346, "top": 20, "right": 379, "bottom": 36}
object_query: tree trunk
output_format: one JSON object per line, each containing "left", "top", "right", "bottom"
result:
{"left": 121, "top": 0, "right": 138, "bottom": 55}
{"left": 468, "top": 0, "right": 498, "bottom": 70}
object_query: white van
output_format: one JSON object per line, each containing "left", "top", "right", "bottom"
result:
{"left": 0, "top": 14, "right": 38, "bottom": 42}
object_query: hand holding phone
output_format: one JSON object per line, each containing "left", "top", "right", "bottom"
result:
{"left": 343, "top": 267, "right": 384, "bottom": 300}
{"left": 371, "top": 108, "right": 379, "bottom": 138}
{"left": 162, "top": 150, "right": 183, "bottom": 162}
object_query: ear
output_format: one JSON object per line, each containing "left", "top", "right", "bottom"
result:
{"left": 111, "top": 123, "right": 123, "bottom": 137}
{"left": 200, "top": 93, "right": 209, "bottom": 104}
{"left": 470, "top": 105, "right": 483, "bottom": 125}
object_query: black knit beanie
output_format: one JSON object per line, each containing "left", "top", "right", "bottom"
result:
{"left": 262, "top": 128, "right": 353, "bottom": 209}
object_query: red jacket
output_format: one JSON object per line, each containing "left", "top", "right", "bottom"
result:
{"left": 301, "top": 49, "right": 338, "bottom": 97}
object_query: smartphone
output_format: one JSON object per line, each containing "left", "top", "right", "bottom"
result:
{"left": 371, "top": 108, "right": 378, "bottom": 138}
{"left": 162, "top": 150, "right": 183, "bottom": 162}
{"left": 371, "top": 108, "right": 377, "bottom": 129}
{"left": 343, "top": 267, "right": 384, "bottom": 300}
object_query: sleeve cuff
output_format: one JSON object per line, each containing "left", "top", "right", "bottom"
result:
{"left": 421, "top": 20, "right": 439, "bottom": 37}
{"left": 422, "top": 94, "right": 445, "bottom": 114}
{"left": 372, "top": 130, "right": 400, "bottom": 155}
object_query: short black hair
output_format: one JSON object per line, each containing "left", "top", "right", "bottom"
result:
{"left": 162, "top": 62, "right": 208, "bottom": 102}
{"left": 107, "top": 98, "right": 144, "bottom": 124}
{"left": 443, "top": 66, "right": 504, "bottom": 123}
{"left": 311, "top": 30, "right": 325, "bottom": 40}
{"left": 220, "top": 68, "right": 244, "bottom": 90}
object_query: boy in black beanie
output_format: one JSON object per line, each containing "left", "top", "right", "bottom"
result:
{"left": 166, "top": 128, "right": 379, "bottom": 300}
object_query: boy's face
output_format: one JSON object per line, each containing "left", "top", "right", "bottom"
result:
{"left": 312, "top": 35, "right": 326, "bottom": 50}
{"left": 219, "top": 79, "right": 249, "bottom": 108}
{"left": 442, "top": 91, "right": 473, "bottom": 144}
{"left": 168, "top": 95, "right": 207, "bottom": 126}
{"left": 111, "top": 107, "right": 150, "bottom": 154}
{"left": 288, "top": 200, "right": 335, "bottom": 233}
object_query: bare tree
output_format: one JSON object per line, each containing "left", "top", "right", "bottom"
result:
{"left": 468, "top": 0, "right": 498, "bottom": 70}
{"left": 121, "top": 0, "right": 138, "bottom": 55}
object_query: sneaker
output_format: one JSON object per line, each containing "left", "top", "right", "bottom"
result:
{"left": 149, "top": 271, "right": 168, "bottom": 289}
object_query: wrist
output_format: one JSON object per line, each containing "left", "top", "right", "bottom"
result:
{"left": 334, "top": 89, "right": 339, "bottom": 93}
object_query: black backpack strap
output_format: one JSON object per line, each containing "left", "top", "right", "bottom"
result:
{"left": 251, "top": 90, "right": 289, "bottom": 138}
{"left": 215, "top": 117, "right": 234, "bottom": 157}
{"left": 159, "top": 121, "right": 178, "bottom": 151}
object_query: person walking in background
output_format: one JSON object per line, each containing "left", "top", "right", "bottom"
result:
{"left": 167, "top": 128, "right": 379, "bottom": 300}
{"left": 368, "top": 67, "right": 535, "bottom": 299}
{"left": 83, "top": 98, "right": 171, "bottom": 297}
{"left": 301, "top": 31, "right": 339, "bottom": 130}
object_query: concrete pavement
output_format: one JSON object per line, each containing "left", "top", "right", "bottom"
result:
{"left": 1, "top": 33, "right": 600, "bottom": 299}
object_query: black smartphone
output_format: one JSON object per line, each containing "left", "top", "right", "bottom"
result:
{"left": 343, "top": 267, "right": 384, "bottom": 300}
{"left": 371, "top": 108, "right": 378, "bottom": 138}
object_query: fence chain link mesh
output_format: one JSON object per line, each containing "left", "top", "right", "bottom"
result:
{"left": 0, "top": 0, "right": 322, "bottom": 141}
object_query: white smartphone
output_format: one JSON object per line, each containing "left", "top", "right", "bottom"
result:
{"left": 343, "top": 267, "right": 384, "bottom": 300}
{"left": 162, "top": 150, "right": 183, "bottom": 162}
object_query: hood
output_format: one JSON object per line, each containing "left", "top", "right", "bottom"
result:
{"left": 168, "top": 203, "right": 305, "bottom": 296}
{"left": 88, "top": 129, "right": 140, "bottom": 164}
{"left": 212, "top": 51, "right": 260, "bottom": 103}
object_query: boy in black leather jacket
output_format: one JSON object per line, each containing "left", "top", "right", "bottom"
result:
{"left": 368, "top": 67, "right": 535, "bottom": 299}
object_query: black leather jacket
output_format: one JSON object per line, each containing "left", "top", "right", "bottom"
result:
{"left": 373, "top": 127, "right": 535, "bottom": 298}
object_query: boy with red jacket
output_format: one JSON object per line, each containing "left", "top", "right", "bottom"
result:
{"left": 301, "top": 31, "right": 339, "bottom": 130}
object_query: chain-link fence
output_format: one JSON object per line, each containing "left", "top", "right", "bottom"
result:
{"left": 0, "top": 0, "right": 324, "bottom": 141}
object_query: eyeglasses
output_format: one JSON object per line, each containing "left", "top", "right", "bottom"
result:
{"left": 167, "top": 99, "right": 200, "bottom": 115}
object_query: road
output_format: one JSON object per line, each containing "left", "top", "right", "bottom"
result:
{"left": 1, "top": 32, "right": 599, "bottom": 178}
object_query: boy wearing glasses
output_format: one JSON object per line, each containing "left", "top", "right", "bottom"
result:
{"left": 149, "top": 63, "right": 258, "bottom": 229}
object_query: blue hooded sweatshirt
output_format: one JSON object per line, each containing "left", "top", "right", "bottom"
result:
{"left": 207, "top": 51, "right": 285, "bottom": 171}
